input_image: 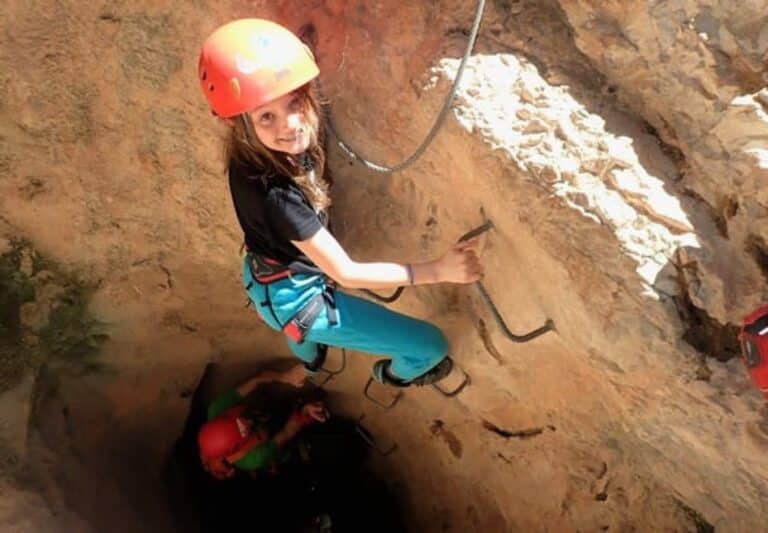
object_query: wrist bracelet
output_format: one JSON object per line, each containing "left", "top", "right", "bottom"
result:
{"left": 405, "top": 263, "right": 415, "bottom": 286}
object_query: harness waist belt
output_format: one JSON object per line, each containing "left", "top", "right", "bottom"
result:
{"left": 248, "top": 254, "right": 291, "bottom": 283}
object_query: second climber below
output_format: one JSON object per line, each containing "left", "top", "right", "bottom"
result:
{"left": 197, "top": 18, "right": 483, "bottom": 389}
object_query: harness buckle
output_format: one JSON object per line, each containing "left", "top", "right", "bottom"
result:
{"left": 281, "top": 292, "right": 326, "bottom": 344}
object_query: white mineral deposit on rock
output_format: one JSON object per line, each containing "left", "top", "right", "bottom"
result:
{"left": 434, "top": 53, "right": 699, "bottom": 294}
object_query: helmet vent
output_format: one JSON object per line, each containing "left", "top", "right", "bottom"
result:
{"left": 229, "top": 77, "right": 241, "bottom": 100}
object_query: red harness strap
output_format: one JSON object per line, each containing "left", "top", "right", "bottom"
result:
{"left": 281, "top": 291, "right": 327, "bottom": 343}
{"left": 248, "top": 254, "right": 291, "bottom": 283}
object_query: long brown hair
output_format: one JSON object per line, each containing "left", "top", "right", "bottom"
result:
{"left": 225, "top": 83, "right": 332, "bottom": 212}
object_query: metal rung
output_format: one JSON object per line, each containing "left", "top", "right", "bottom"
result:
{"left": 355, "top": 423, "right": 398, "bottom": 456}
{"left": 310, "top": 349, "right": 347, "bottom": 387}
{"left": 363, "top": 377, "right": 404, "bottom": 409}
{"left": 432, "top": 366, "right": 471, "bottom": 397}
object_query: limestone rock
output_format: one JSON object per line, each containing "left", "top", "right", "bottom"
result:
{"left": 558, "top": 0, "right": 768, "bottom": 322}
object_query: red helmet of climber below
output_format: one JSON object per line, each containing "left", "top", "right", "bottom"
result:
{"left": 197, "top": 402, "right": 263, "bottom": 478}
{"left": 198, "top": 409, "right": 251, "bottom": 462}
{"left": 196, "top": 365, "right": 327, "bottom": 479}
{"left": 198, "top": 18, "right": 319, "bottom": 118}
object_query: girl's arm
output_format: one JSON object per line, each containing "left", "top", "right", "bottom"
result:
{"left": 235, "top": 364, "right": 306, "bottom": 397}
{"left": 271, "top": 403, "right": 327, "bottom": 447}
{"left": 291, "top": 227, "right": 483, "bottom": 290}
{"left": 226, "top": 403, "right": 328, "bottom": 470}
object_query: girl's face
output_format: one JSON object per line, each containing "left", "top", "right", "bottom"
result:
{"left": 248, "top": 91, "right": 311, "bottom": 155}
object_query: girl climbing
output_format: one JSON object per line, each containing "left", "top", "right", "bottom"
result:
{"left": 197, "top": 18, "right": 483, "bottom": 390}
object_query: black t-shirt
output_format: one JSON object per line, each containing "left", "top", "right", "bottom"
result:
{"left": 228, "top": 160, "right": 328, "bottom": 272}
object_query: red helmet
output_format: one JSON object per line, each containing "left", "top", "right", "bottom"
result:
{"left": 197, "top": 416, "right": 248, "bottom": 460}
{"left": 198, "top": 18, "right": 319, "bottom": 117}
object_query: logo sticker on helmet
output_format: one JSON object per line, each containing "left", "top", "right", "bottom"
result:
{"left": 235, "top": 40, "right": 287, "bottom": 76}
{"left": 274, "top": 68, "right": 292, "bottom": 81}
{"left": 235, "top": 53, "right": 264, "bottom": 75}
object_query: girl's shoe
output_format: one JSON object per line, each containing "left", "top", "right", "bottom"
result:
{"left": 371, "top": 357, "right": 454, "bottom": 387}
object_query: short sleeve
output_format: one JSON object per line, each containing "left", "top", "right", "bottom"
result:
{"left": 233, "top": 439, "right": 279, "bottom": 471}
{"left": 265, "top": 187, "right": 323, "bottom": 242}
{"left": 206, "top": 389, "right": 243, "bottom": 420}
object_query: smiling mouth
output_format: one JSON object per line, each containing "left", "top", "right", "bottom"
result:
{"left": 279, "top": 131, "right": 303, "bottom": 143}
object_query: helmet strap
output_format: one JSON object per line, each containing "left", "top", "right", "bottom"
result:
{"left": 239, "top": 113, "right": 258, "bottom": 146}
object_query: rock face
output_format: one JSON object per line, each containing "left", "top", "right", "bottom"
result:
{"left": 557, "top": 0, "right": 768, "bottom": 323}
{"left": 1, "top": 0, "right": 767, "bottom": 531}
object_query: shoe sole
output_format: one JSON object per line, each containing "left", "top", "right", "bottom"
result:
{"left": 408, "top": 357, "right": 454, "bottom": 386}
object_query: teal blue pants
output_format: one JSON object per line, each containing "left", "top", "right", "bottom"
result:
{"left": 242, "top": 257, "right": 447, "bottom": 381}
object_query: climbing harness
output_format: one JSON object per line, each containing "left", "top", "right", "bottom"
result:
{"left": 245, "top": 252, "right": 347, "bottom": 385}
{"left": 246, "top": 253, "right": 338, "bottom": 345}
{"left": 322, "top": 0, "right": 487, "bottom": 174}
